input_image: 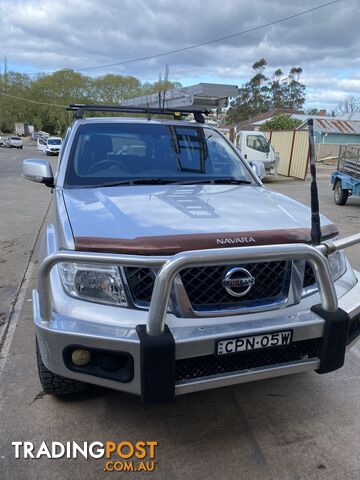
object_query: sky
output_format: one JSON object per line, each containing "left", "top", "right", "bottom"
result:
{"left": 0, "top": 0, "right": 359, "bottom": 111}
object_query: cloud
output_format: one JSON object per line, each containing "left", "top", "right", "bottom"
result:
{"left": 0, "top": 0, "right": 359, "bottom": 108}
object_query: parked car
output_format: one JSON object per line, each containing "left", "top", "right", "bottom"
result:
{"left": 37, "top": 136, "right": 62, "bottom": 156}
{"left": 6, "top": 136, "right": 23, "bottom": 149}
{"left": 0, "top": 136, "right": 6, "bottom": 147}
{"left": 32, "top": 130, "right": 49, "bottom": 142}
{"left": 22, "top": 105, "right": 360, "bottom": 403}
{"left": 32, "top": 132, "right": 41, "bottom": 141}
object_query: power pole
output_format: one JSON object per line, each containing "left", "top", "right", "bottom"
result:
{"left": 4, "top": 56, "right": 8, "bottom": 91}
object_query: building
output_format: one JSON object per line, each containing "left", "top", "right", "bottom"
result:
{"left": 298, "top": 118, "right": 360, "bottom": 145}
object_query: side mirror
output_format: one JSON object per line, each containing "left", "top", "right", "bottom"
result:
{"left": 250, "top": 160, "right": 265, "bottom": 180}
{"left": 23, "top": 159, "right": 54, "bottom": 187}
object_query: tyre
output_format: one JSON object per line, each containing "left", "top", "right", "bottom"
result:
{"left": 334, "top": 180, "right": 349, "bottom": 206}
{"left": 36, "top": 339, "right": 87, "bottom": 395}
{"left": 46, "top": 151, "right": 50, "bottom": 156}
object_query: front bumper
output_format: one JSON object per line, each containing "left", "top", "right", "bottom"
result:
{"left": 34, "top": 266, "right": 360, "bottom": 401}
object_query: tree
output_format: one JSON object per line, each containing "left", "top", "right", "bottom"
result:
{"left": 226, "top": 59, "right": 271, "bottom": 123}
{"left": 306, "top": 108, "right": 320, "bottom": 115}
{"left": 0, "top": 69, "right": 182, "bottom": 134}
{"left": 269, "top": 69, "right": 284, "bottom": 109}
{"left": 259, "top": 114, "right": 302, "bottom": 131}
{"left": 141, "top": 80, "right": 182, "bottom": 96}
{"left": 225, "top": 83, "right": 254, "bottom": 124}
{"left": 28, "top": 69, "right": 93, "bottom": 133}
{"left": 0, "top": 72, "right": 33, "bottom": 132}
{"left": 226, "top": 60, "right": 306, "bottom": 124}
{"left": 283, "top": 67, "right": 305, "bottom": 110}
{"left": 92, "top": 74, "right": 142, "bottom": 104}
{"left": 337, "top": 95, "right": 360, "bottom": 114}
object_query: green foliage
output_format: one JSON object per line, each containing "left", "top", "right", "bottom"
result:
{"left": 306, "top": 108, "right": 320, "bottom": 115}
{"left": 226, "top": 60, "right": 306, "bottom": 124}
{"left": 258, "top": 114, "right": 303, "bottom": 131}
{"left": 0, "top": 70, "right": 181, "bottom": 134}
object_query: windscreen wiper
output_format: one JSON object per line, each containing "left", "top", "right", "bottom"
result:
{"left": 173, "top": 178, "right": 252, "bottom": 185}
{"left": 92, "top": 178, "right": 177, "bottom": 188}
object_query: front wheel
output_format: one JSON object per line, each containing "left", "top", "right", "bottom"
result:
{"left": 36, "top": 340, "right": 87, "bottom": 395}
{"left": 334, "top": 180, "right": 349, "bottom": 206}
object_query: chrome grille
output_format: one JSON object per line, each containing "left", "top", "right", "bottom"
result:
{"left": 180, "top": 261, "right": 289, "bottom": 310}
{"left": 124, "top": 261, "right": 317, "bottom": 312}
{"left": 176, "top": 339, "right": 321, "bottom": 382}
{"left": 124, "top": 261, "right": 294, "bottom": 310}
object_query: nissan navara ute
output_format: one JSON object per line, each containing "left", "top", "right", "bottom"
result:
{"left": 22, "top": 104, "right": 360, "bottom": 403}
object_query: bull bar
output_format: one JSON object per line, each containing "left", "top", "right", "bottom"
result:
{"left": 36, "top": 233, "right": 360, "bottom": 402}
{"left": 38, "top": 235, "right": 360, "bottom": 331}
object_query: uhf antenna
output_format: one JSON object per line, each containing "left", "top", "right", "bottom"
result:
{"left": 308, "top": 118, "right": 322, "bottom": 245}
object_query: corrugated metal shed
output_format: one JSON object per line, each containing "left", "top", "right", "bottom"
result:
{"left": 253, "top": 113, "right": 341, "bottom": 127}
{"left": 313, "top": 118, "right": 360, "bottom": 134}
{"left": 299, "top": 118, "right": 360, "bottom": 134}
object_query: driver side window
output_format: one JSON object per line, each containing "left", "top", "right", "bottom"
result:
{"left": 74, "top": 134, "right": 113, "bottom": 176}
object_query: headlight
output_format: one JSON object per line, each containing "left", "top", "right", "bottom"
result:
{"left": 327, "top": 250, "right": 347, "bottom": 281}
{"left": 59, "top": 263, "right": 128, "bottom": 306}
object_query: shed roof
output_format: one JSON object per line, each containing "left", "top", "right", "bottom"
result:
{"left": 299, "top": 118, "right": 360, "bottom": 134}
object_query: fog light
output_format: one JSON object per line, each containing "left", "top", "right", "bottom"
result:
{"left": 71, "top": 349, "right": 91, "bottom": 366}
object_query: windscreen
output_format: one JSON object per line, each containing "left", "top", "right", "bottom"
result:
{"left": 65, "top": 123, "right": 254, "bottom": 187}
{"left": 48, "top": 138, "right": 62, "bottom": 145}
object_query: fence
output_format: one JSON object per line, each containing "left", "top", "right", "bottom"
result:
{"left": 315, "top": 144, "right": 340, "bottom": 160}
{"left": 263, "top": 130, "right": 309, "bottom": 179}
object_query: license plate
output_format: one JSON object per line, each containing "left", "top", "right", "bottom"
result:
{"left": 217, "top": 330, "right": 293, "bottom": 356}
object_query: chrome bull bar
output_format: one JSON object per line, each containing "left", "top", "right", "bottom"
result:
{"left": 37, "top": 234, "right": 360, "bottom": 335}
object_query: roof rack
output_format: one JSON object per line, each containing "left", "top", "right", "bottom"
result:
{"left": 67, "top": 104, "right": 210, "bottom": 123}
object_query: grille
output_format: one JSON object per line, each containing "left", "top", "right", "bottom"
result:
{"left": 303, "top": 262, "right": 316, "bottom": 288}
{"left": 124, "top": 261, "right": 317, "bottom": 310}
{"left": 180, "top": 261, "right": 289, "bottom": 309}
{"left": 124, "top": 267, "right": 155, "bottom": 305}
{"left": 176, "top": 339, "right": 320, "bottom": 382}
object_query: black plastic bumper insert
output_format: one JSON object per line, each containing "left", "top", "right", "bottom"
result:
{"left": 136, "top": 324, "right": 175, "bottom": 403}
{"left": 311, "top": 305, "right": 350, "bottom": 374}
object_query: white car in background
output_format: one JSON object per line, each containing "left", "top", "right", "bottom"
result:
{"left": 37, "top": 136, "right": 62, "bottom": 156}
{"left": 6, "top": 136, "right": 23, "bottom": 149}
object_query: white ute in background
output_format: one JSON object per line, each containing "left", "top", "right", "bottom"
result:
{"left": 37, "top": 136, "right": 63, "bottom": 156}
{"left": 236, "top": 131, "right": 279, "bottom": 176}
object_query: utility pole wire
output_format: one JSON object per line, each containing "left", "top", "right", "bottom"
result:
{"left": 0, "top": 91, "right": 66, "bottom": 108}
{"left": 20, "top": 0, "right": 340, "bottom": 76}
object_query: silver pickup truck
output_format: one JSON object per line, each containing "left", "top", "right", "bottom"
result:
{"left": 22, "top": 105, "right": 360, "bottom": 403}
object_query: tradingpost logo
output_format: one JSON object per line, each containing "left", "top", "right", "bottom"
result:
{"left": 12, "top": 440, "right": 158, "bottom": 473}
